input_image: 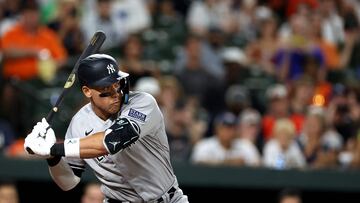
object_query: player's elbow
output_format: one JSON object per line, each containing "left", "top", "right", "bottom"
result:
{"left": 48, "top": 158, "right": 82, "bottom": 191}
{"left": 55, "top": 175, "right": 81, "bottom": 191}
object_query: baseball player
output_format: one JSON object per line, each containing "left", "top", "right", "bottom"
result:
{"left": 23, "top": 54, "right": 189, "bottom": 203}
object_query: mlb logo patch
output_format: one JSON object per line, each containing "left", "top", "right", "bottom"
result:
{"left": 128, "top": 108, "right": 147, "bottom": 122}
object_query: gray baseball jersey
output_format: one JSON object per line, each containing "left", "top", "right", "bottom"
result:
{"left": 64, "top": 91, "right": 179, "bottom": 202}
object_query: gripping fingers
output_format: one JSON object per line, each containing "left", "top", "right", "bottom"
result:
{"left": 26, "top": 147, "right": 35, "bottom": 154}
{"left": 25, "top": 118, "right": 54, "bottom": 155}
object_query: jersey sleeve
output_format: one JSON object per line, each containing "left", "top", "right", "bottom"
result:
{"left": 120, "top": 93, "right": 162, "bottom": 138}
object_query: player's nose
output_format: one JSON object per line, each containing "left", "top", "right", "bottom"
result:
{"left": 111, "top": 88, "right": 121, "bottom": 98}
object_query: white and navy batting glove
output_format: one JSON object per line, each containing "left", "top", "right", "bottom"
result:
{"left": 24, "top": 118, "right": 56, "bottom": 157}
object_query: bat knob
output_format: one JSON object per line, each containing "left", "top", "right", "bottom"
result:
{"left": 26, "top": 147, "right": 35, "bottom": 154}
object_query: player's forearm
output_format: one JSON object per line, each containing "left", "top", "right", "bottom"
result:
{"left": 79, "top": 132, "right": 108, "bottom": 158}
{"left": 50, "top": 132, "right": 108, "bottom": 159}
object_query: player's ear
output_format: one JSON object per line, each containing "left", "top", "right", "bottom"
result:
{"left": 82, "top": 86, "right": 92, "bottom": 98}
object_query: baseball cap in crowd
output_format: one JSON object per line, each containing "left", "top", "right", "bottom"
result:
{"left": 266, "top": 84, "right": 288, "bottom": 100}
{"left": 239, "top": 109, "right": 261, "bottom": 126}
{"left": 214, "top": 111, "right": 238, "bottom": 126}
{"left": 221, "top": 47, "right": 248, "bottom": 66}
{"left": 134, "top": 77, "right": 160, "bottom": 97}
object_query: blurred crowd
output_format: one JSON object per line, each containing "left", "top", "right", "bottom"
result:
{"left": 0, "top": 180, "right": 104, "bottom": 203}
{"left": 1, "top": 0, "right": 360, "bottom": 171}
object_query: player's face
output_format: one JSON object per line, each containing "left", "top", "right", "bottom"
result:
{"left": 83, "top": 82, "right": 122, "bottom": 120}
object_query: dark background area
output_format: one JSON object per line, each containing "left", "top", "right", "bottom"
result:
{"left": 15, "top": 181, "right": 360, "bottom": 203}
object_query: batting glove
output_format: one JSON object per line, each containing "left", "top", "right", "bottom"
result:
{"left": 24, "top": 118, "right": 56, "bottom": 157}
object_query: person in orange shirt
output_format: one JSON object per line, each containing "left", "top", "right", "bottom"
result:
{"left": 1, "top": 0, "right": 67, "bottom": 81}
{"left": 0, "top": 0, "right": 67, "bottom": 151}
{"left": 262, "top": 84, "right": 303, "bottom": 141}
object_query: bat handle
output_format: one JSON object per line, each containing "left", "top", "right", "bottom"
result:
{"left": 46, "top": 107, "right": 56, "bottom": 124}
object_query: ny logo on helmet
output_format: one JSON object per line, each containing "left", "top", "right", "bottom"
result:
{"left": 107, "top": 64, "right": 116, "bottom": 74}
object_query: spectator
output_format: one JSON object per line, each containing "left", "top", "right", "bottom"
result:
{"left": 341, "top": 129, "right": 360, "bottom": 169}
{"left": 174, "top": 33, "right": 224, "bottom": 81}
{"left": 112, "top": 0, "right": 151, "bottom": 36}
{"left": 337, "top": 0, "right": 360, "bottom": 78}
{"left": 174, "top": 34, "right": 223, "bottom": 115}
{"left": 157, "top": 75, "right": 184, "bottom": 127}
{"left": 289, "top": 77, "right": 315, "bottom": 116}
{"left": 1, "top": 0, "right": 67, "bottom": 81}
{"left": 80, "top": 0, "right": 126, "bottom": 51}
{"left": 202, "top": 27, "right": 227, "bottom": 79}
{"left": 262, "top": 84, "right": 302, "bottom": 140}
{"left": 326, "top": 84, "right": 352, "bottom": 143}
{"left": 186, "top": 0, "right": 233, "bottom": 37}
{"left": 0, "top": 0, "right": 67, "bottom": 137}
{"left": 120, "top": 34, "right": 158, "bottom": 86}
{"left": 278, "top": 188, "right": 303, "bottom": 203}
{"left": 221, "top": 47, "right": 249, "bottom": 88}
{"left": 318, "top": 0, "right": 345, "bottom": 45}
{"left": 245, "top": 15, "right": 279, "bottom": 76}
{"left": 191, "top": 111, "right": 248, "bottom": 166}
{"left": 308, "top": 11, "right": 341, "bottom": 71}
{"left": 231, "top": 0, "right": 273, "bottom": 43}
{"left": 47, "top": 0, "right": 84, "bottom": 56}
{"left": 263, "top": 118, "right": 306, "bottom": 169}
{"left": 224, "top": 84, "right": 251, "bottom": 116}
{"left": 0, "top": 181, "right": 19, "bottom": 203}
{"left": 275, "top": 13, "right": 325, "bottom": 82}
{"left": 151, "top": 0, "right": 186, "bottom": 60}
{"left": 0, "top": 0, "right": 21, "bottom": 37}
{"left": 81, "top": 182, "right": 104, "bottom": 203}
{"left": 166, "top": 99, "right": 195, "bottom": 163}
{"left": 285, "top": 0, "right": 318, "bottom": 18}
{"left": 236, "top": 108, "right": 262, "bottom": 166}
{"left": 134, "top": 76, "right": 161, "bottom": 99}
{"left": 297, "top": 106, "right": 343, "bottom": 168}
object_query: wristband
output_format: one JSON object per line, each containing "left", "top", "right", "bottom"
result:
{"left": 50, "top": 138, "right": 80, "bottom": 158}
{"left": 65, "top": 138, "right": 80, "bottom": 158}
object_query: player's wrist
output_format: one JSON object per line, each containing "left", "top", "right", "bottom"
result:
{"left": 50, "top": 143, "right": 65, "bottom": 156}
{"left": 46, "top": 156, "right": 62, "bottom": 167}
{"left": 50, "top": 138, "right": 80, "bottom": 158}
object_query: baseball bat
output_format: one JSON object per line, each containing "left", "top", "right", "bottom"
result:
{"left": 26, "top": 30, "right": 106, "bottom": 154}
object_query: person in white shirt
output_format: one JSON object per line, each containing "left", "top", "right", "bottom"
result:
{"left": 186, "top": 0, "right": 233, "bottom": 36}
{"left": 263, "top": 118, "right": 306, "bottom": 169}
{"left": 236, "top": 108, "right": 262, "bottom": 166}
{"left": 191, "top": 111, "right": 246, "bottom": 166}
{"left": 81, "top": 0, "right": 151, "bottom": 50}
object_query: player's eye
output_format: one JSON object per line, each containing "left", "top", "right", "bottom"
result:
{"left": 99, "top": 92, "right": 113, "bottom": 97}
{"left": 96, "top": 82, "right": 122, "bottom": 97}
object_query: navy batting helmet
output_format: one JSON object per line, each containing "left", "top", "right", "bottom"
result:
{"left": 78, "top": 54, "right": 130, "bottom": 103}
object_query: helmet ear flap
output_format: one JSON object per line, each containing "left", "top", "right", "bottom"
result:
{"left": 119, "top": 77, "right": 130, "bottom": 104}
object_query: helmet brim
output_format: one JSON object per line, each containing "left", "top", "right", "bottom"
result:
{"left": 89, "top": 71, "right": 129, "bottom": 87}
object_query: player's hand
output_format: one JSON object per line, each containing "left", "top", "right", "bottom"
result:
{"left": 24, "top": 118, "right": 56, "bottom": 157}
